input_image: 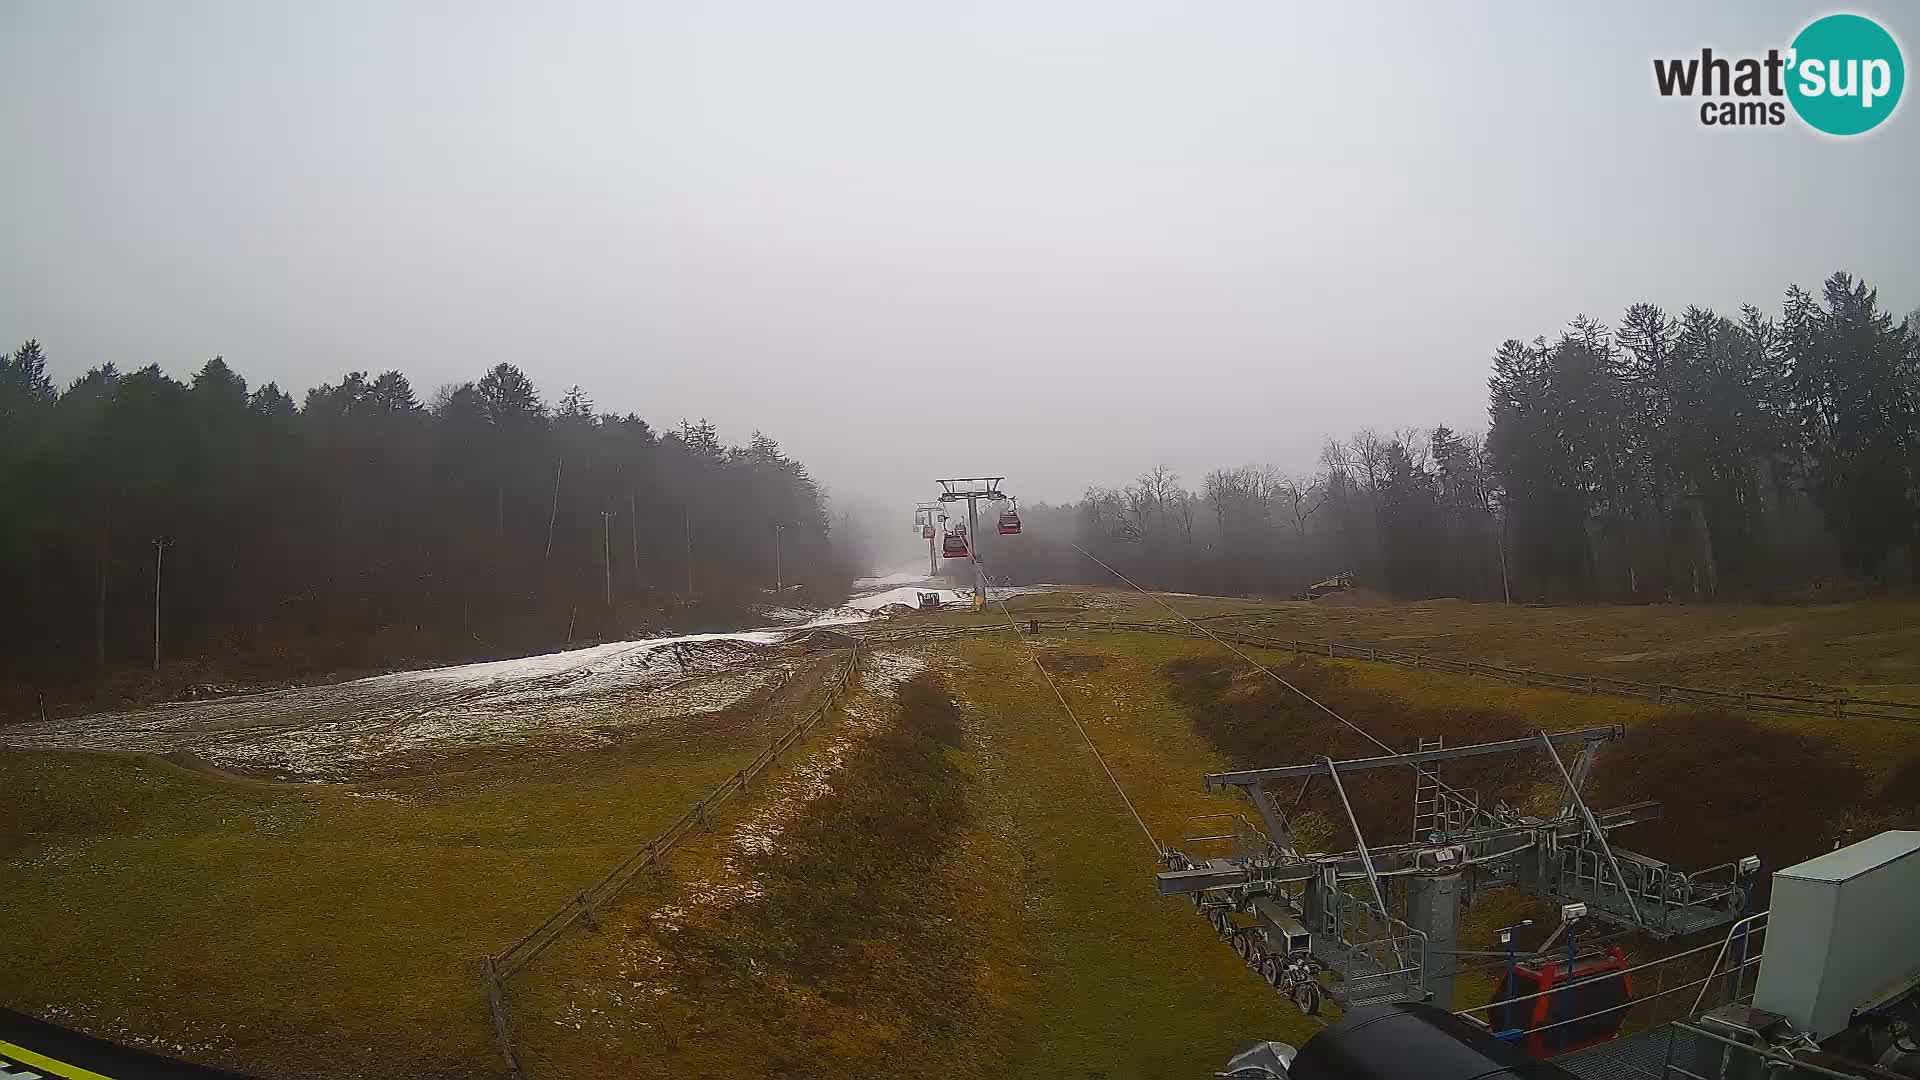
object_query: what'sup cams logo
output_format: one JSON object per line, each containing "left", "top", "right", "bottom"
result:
{"left": 1654, "top": 13, "right": 1904, "bottom": 135}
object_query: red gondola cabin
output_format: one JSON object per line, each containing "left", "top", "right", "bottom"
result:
{"left": 997, "top": 507, "right": 1022, "bottom": 535}
{"left": 1487, "top": 947, "right": 1633, "bottom": 1058}
{"left": 942, "top": 527, "right": 970, "bottom": 559}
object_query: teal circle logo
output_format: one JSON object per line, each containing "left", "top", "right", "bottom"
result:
{"left": 1787, "top": 14, "right": 1904, "bottom": 135}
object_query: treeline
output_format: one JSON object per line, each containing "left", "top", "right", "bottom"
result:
{"left": 988, "top": 273, "right": 1920, "bottom": 603}
{"left": 0, "top": 351, "right": 854, "bottom": 695}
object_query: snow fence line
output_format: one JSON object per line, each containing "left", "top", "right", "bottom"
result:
{"left": 479, "top": 645, "right": 864, "bottom": 1080}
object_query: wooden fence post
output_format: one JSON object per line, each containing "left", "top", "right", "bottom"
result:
{"left": 483, "top": 956, "right": 526, "bottom": 1080}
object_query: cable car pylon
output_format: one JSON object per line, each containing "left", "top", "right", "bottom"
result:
{"left": 912, "top": 502, "right": 942, "bottom": 575}
{"left": 933, "top": 476, "right": 1018, "bottom": 605}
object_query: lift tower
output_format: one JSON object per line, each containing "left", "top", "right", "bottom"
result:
{"left": 1157, "top": 727, "right": 1762, "bottom": 1016}
{"left": 935, "top": 477, "right": 1006, "bottom": 603}
{"left": 915, "top": 501, "right": 943, "bottom": 577}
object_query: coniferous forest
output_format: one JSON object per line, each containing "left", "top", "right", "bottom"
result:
{"left": 0, "top": 354, "right": 853, "bottom": 711}
{"left": 987, "top": 273, "right": 1920, "bottom": 604}
{"left": 5, "top": 271, "right": 1917, "bottom": 712}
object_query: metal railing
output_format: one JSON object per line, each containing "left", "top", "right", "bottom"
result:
{"left": 478, "top": 646, "right": 863, "bottom": 1080}
{"left": 1552, "top": 845, "right": 1750, "bottom": 934}
{"left": 1328, "top": 898, "right": 1429, "bottom": 1005}
{"left": 1660, "top": 1019, "right": 1868, "bottom": 1080}
{"left": 1689, "top": 912, "right": 1768, "bottom": 1017}
{"left": 1182, "top": 812, "right": 1287, "bottom": 864}
{"left": 1457, "top": 913, "right": 1769, "bottom": 1049}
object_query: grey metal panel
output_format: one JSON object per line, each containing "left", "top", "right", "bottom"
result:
{"left": 1753, "top": 831, "right": 1920, "bottom": 1040}
{"left": 1774, "top": 830, "right": 1920, "bottom": 883}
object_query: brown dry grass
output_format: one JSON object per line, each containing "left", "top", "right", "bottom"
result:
{"left": 0, "top": 653, "right": 850, "bottom": 1080}
{"left": 1163, "top": 654, "right": 1554, "bottom": 844}
{"left": 641, "top": 675, "right": 977, "bottom": 1078}
{"left": 510, "top": 660, "right": 1012, "bottom": 1080}
{"left": 1034, "top": 651, "right": 1109, "bottom": 674}
{"left": 1588, "top": 711, "right": 1918, "bottom": 875}
{"left": 1160, "top": 648, "right": 1920, "bottom": 874}
{"left": 1207, "top": 598, "right": 1920, "bottom": 694}
{"left": 996, "top": 588, "right": 1920, "bottom": 696}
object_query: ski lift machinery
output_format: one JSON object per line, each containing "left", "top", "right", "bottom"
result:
{"left": 1158, "top": 727, "right": 1762, "bottom": 1042}
{"left": 1208, "top": 831, "right": 1920, "bottom": 1080}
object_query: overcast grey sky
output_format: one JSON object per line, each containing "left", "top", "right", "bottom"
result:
{"left": 3, "top": 2, "right": 1914, "bottom": 506}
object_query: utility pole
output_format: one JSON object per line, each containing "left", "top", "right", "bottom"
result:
{"left": 543, "top": 455, "right": 562, "bottom": 569}
{"left": 151, "top": 536, "right": 172, "bottom": 672}
{"left": 773, "top": 524, "right": 785, "bottom": 593}
{"left": 916, "top": 501, "right": 942, "bottom": 577}
{"left": 968, "top": 498, "right": 981, "bottom": 599}
{"left": 601, "top": 510, "right": 614, "bottom": 607}
{"left": 97, "top": 499, "right": 112, "bottom": 673}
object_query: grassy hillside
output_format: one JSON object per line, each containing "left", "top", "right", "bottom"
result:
{"left": 6, "top": 591, "right": 1920, "bottom": 1079}
{"left": 0, "top": 656, "right": 847, "bottom": 1079}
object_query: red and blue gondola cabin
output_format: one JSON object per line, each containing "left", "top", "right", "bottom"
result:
{"left": 1487, "top": 947, "right": 1633, "bottom": 1058}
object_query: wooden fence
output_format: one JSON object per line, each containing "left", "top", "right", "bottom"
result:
{"left": 479, "top": 645, "right": 863, "bottom": 1079}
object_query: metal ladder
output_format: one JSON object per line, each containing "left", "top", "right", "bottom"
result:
{"left": 1410, "top": 736, "right": 1443, "bottom": 841}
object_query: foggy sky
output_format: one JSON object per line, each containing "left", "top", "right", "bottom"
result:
{"left": 3, "top": 2, "right": 1915, "bottom": 508}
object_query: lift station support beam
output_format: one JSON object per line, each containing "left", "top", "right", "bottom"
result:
{"left": 1204, "top": 726, "right": 1624, "bottom": 790}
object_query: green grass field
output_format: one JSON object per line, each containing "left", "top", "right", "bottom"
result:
{"left": 0, "top": 659, "right": 844, "bottom": 1080}
{"left": 5, "top": 591, "right": 1920, "bottom": 1079}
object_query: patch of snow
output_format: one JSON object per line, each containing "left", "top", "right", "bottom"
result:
{"left": 852, "top": 571, "right": 938, "bottom": 590}
{"left": 724, "top": 650, "right": 923, "bottom": 862}
{"left": 1, "top": 629, "right": 815, "bottom": 781}
{"left": 860, "top": 650, "right": 930, "bottom": 694}
{"left": 846, "top": 586, "right": 969, "bottom": 611}
{"left": 782, "top": 608, "right": 876, "bottom": 630}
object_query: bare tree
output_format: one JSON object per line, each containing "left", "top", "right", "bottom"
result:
{"left": 1278, "top": 475, "right": 1326, "bottom": 542}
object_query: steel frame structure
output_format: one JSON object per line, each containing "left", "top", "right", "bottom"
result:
{"left": 914, "top": 501, "right": 944, "bottom": 576}
{"left": 1159, "top": 727, "right": 1761, "bottom": 1016}
{"left": 935, "top": 477, "right": 1008, "bottom": 601}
